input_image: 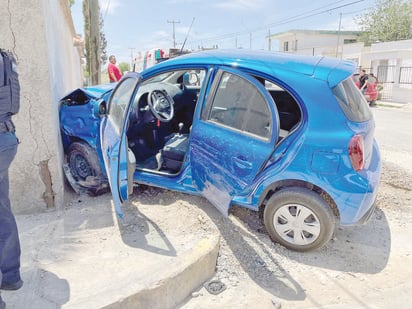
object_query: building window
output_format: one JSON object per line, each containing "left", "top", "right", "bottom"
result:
{"left": 284, "top": 41, "right": 289, "bottom": 52}
{"left": 344, "top": 39, "right": 357, "bottom": 44}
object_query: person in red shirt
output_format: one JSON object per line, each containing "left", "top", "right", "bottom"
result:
{"left": 108, "top": 55, "right": 122, "bottom": 82}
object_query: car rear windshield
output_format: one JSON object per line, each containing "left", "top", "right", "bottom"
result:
{"left": 333, "top": 77, "right": 372, "bottom": 122}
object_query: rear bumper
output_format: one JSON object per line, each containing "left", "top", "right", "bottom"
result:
{"left": 337, "top": 140, "right": 381, "bottom": 225}
{"left": 357, "top": 199, "right": 377, "bottom": 224}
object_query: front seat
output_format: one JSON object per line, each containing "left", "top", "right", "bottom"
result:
{"left": 161, "top": 123, "right": 189, "bottom": 172}
{"left": 161, "top": 133, "right": 189, "bottom": 172}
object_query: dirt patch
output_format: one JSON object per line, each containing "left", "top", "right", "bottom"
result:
{"left": 101, "top": 152, "right": 411, "bottom": 309}
{"left": 178, "top": 152, "right": 412, "bottom": 308}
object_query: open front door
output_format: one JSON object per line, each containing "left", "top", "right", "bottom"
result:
{"left": 100, "top": 73, "right": 141, "bottom": 218}
{"left": 190, "top": 68, "right": 279, "bottom": 215}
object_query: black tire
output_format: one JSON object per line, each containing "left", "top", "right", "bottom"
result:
{"left": 66, "top": 142, "right": 105, "bottom": 192}
{"left": 263, "top": 187, "right": 335, "bottom": 252}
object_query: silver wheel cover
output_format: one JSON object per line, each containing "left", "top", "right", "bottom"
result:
{"left": 273, "top": 204, "right": 321, "bottom": 245}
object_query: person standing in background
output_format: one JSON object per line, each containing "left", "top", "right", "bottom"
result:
{"left": 0, "top": 49, "right": 23, "bottom": 309}
{"left": 359, "top": 69, "right": 369, "bottom": 94}
{"left": 108, "top": 55, "right": 122, "bottom": 82}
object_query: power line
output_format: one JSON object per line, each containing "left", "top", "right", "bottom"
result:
{"left": 167, "top": 20, "right": 180, "bottom": 48}
{"left": 190, "top": 0, "right": 367, "bottom": 45}
{"left": 103, "top": 0, "right": 111, "bottom": 20}
{"left": 266, "top": 0, "right": 366, "bottom": 28}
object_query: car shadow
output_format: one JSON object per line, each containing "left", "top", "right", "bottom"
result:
{"left": 131, "top": 186, "right": 306, "bottom": 301}
{"left": 63, "top": 182, "right": 391, "bottom": 302}
{"left": 213, "top": 212, "right": 306, "bottom": 300}
{"left": 287, "top": 207, "right": 391, "bottom": 273}
{"left": 127, "top": 184, "right": 391, "bottom": 302}
{"left": 62, "top": 187, "right": 177, "bottom": 256}
{"left": 116, "top": 188, "right": 177, "bottom": 256}
{"left": 231, "top": 204, "right": 391, "bottom": 274}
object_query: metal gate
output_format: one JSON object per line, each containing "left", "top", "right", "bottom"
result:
{"left": 399, "top": 67, "right": 412, "bottom": 89}
{"left": 377, "top": 65, "right": 395, "bottom": 100}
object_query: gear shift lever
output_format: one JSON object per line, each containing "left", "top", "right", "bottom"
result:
{"left": 178, "top": 122, "right": 184, "bottom": 135}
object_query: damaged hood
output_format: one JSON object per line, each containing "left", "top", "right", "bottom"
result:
{"left": 60, "top": 83, "right": 116, "bottom": 105}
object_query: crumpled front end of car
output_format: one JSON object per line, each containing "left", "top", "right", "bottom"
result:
{"left": 59, "top": 85, "right": 114, "bottom": 194}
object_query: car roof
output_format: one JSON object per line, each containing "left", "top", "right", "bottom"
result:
{"left": 144, "top": 49, "right": 355, "bottom": 88}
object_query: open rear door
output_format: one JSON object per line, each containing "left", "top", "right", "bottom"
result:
{"left": 190, "top": 68, "right": 279, "bottom": 215}
{"left": 100, "top": 73, "right": 141, "bottom": 218}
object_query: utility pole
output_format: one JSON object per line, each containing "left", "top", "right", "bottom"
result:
{"left": 167, "top": 20, "right": 180, "bottom": 48}
{"left": 250, "top": 33, "right": 252, "bottom": 49}
{"left": 336, "top": 13, "right": 342, "bottom": 58}
{"left": 89, "top": 0, "right": 101, "bottom": 85}
{"left": 180, "top": 17, "right": 195, "bottom": 54}
{"left": 268, "top": 29, "right": 271, "bottom": 51}
{"left": 129, "top": 47, "right": 135, "bottom": 70}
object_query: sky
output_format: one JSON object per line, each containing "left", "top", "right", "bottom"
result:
{"left": 70, "top": 0, "right": 377, "bottom": 66}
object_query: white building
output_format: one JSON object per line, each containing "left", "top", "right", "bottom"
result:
{"left": 270, "top": 29, "right": 361, "bottom": 58}
{"left": 269, "top": 30, "right": 412, "bottom": 103}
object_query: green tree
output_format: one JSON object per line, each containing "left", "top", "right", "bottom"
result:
{"left": 118, "top": 62, "right": 130, "bottom": 74}
{"left": 82, "top": 0, "right": 108, "bottom": 77}
{"left": 356, "top": 0, "right": 412, "bottom": 45}
{"left": 100, "top": 15, "right": 108, "bottom": 65}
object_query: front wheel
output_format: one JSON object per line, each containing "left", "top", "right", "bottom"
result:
{"left": 263, "top": 187, "right": 336, "bottom": 252}
{"left": 66, "top": 141, "right": 107, "bottom": 195}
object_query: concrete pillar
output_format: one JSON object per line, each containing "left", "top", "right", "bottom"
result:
{"left": 0, "top": 0, "right": 83, "bottom": 214}
{"left": 393, "top": 58, "right": 402, "bottom": 88}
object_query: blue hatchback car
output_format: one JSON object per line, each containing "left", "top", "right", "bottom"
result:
{"left": 59, "top": 49, "right": 381, "bottom": 251}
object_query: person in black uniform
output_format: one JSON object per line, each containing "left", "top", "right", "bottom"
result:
{"left": 0, "top": 49, "right": 23, "bottom": 309}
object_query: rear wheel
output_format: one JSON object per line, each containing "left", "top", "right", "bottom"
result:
{"left": 263, "top": 187, "right": 335, "bottom": 252}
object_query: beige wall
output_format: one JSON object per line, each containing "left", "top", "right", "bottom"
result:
{"left": 0, "top": 0, "right": 83, "bottom": 214}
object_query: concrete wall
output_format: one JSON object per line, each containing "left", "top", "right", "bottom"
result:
{"left": 0, "top": 0, "right": 83, "bottom": 214}
{"left": 364, "top": 40, "right": 412, "bottom": 103}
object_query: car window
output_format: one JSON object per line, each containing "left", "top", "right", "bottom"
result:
{"left": 333, "top": 77, "right": 371, "bottom": 122}
{"left": 207, "top": 72, "right": 272, "bottom": 139}
{"left": 142, "top": 70, "right": 206, "bottom": 86}
{"left": 108, "top": 78, "right": 137, "bottom": 134}
{"left": 142, "top": 72, "right": 174, "bottom": 84}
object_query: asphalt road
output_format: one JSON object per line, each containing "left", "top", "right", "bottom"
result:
{"left": 372, "top": 102, "right": 412, "bottom": 153}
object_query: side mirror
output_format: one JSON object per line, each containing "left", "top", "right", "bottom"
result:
{"left": 183, "top": 72, "right": 200, "bottom": 86}
{"left": 93, "top": 100, "right": 107, "bottom": 117}
{"left": 188, "top": 72, "right": 199, "bottom": 85}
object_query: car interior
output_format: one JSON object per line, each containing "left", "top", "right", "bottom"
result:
{"left": 126, "top": 69, "right": 302, "bottom": 175}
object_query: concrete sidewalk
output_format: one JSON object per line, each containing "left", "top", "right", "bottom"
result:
{"left": 1, "top": 192, "right": 220, "bottom": 309}
{"left": 376, "top": 100, "right": 409, "bottom": 107}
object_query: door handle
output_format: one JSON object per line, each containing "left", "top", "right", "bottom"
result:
{"left": 203, "top": 143, "right": 219, "bottom": 157}
{"left": 232, "top": 156, "right": 252, "bottom": 169}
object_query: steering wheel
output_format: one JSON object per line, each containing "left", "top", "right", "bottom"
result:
{"left": 147, "top": 89, "right": 175, "bottom": 122}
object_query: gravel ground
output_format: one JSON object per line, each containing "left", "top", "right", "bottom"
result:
{"left": 106, "top": 103, "right": 411, "bottom": 309}
{"left": 122, "top": 146, "right": 411, "bottom": 309}
{"left": 121, "top": 103, "right": 412, "bottom": 308}
{"left": 176, "top": 103, "right": 412, "bottom": 308}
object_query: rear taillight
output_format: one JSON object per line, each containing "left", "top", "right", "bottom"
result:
{"left": 349, "top": 134, "right": 364, "bottom": 171}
